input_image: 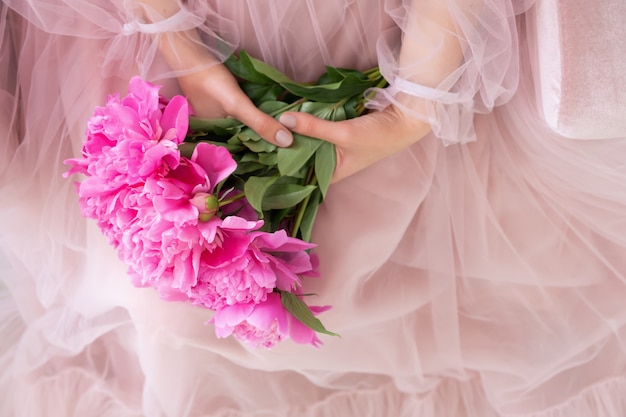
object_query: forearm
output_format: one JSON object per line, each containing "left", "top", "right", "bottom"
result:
{"left": 135, "top": 0, "right": 181, "bottom": 17}
{"left": 393, "top": 0, "right": 501, "bottom": 145}
{"left": 399, "top": 1, "right": 465, "bottom": 88}
{"left": 132, "top": 0, "right": 218, "bottom": 73}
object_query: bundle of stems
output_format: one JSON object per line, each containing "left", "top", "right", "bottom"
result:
{"left": 183, "top": 51, "right": 387, "bottom": 243}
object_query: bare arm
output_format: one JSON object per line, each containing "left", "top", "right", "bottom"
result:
{"left": 281, "top": 1, "right": 466, "bottom": 181}
{"left": 131, "top": 0, "right": 294, "bottom": 147}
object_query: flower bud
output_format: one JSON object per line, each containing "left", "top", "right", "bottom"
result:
{"left": 191, "top": 192, "right": 220, "bottom": 221}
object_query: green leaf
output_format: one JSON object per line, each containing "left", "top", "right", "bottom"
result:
{"left": 242, "top": 83, "right": 285, "bottom": 105}
{"left": 261, "top": 184, "right": 316, "bottom": 210}
{"left": 233, "top": 52, "right": 376, "bottom": 102}
{"left": 314, "top": 141, "right": 336, "bottom": 199}
{"left": 239, "top": 152, "right": 277, "bottom": 166}
{"left": 319, "top": 66, "right": 370, "bottom": 83}
{"left": 257, "top": 152, "right": 277, "bottom": 166}
{"left": 331, "top": 105, "right": 347, "bottom": 122}
{"left": 215, "top": 124, "right": 241, "bottom": 137}
{"left": 298, "top": 188, "right": 321, "bottom": 243}
{"left": 272, "top": 175, "right": 301, "bottom": 186}
{"left": 239, "top": 152, "right": 259, "bottom": 163}
{"left": 233, "top": 128, "right": 276, "bottom": 153}
{"left": 225, "top": 52, "right": 275, "bottom": 85}
{"left": 343, "top": 96, "right": 360, "bottom": 119}
{"left": 262, "top": 207, "right": 291, "bottom": 234}
{"left": 226, "top": 135, "right": 245, "bottom": 148}
{"left": 179, "top": 141, "right": 246, "bottom": 158}
{"left": 178, "top": 142, "right": 197, "bottom": 159}
{"left": 280, "top": 291, "right": 339, "bottom": 337}
{"left": 282, "top": 82, "right": 346, "bottom": 102}
{"left": 219, "top": 142, "right": 247, "bottom": 153}
{"left": 316, "top": 66, "right": 346, "bottom": 85}
{"left": 283, "top": 74, "right": 378, "bottom": 102}
{"left": 325, "top": 67, "right": 369, "bottom": 81}
{"left": 277, "top": 134, "right": 323, "bottom": 176}
{"left": 258, "top": 100, "right": 290, "bottom": 115}
{"left": 243, "top": 176, "right": 279, "bottom": 214}
{"left": 236, "top": 127, "right": 262, "bottom": 142}
{"left": 234, "top": 162, "right": 269, "bottom": 176}
{"left": 299, "top": 101, "right": 334, "bottom": 120}
{"left": 189, "top": 116, "right": 242, "bottom": 132}
{"left": 243, "top": 139, "right": 276, "bottom": 153}
{"left": 237, "top": 51, "right": 294, "bottom": 85}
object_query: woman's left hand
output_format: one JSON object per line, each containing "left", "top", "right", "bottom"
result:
{"left": 279, "top": 105, "right": 431, "bottom": 183}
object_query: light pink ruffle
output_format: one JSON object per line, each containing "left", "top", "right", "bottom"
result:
{"left": 2, "top": 1, "right": 626, "bottom": 416}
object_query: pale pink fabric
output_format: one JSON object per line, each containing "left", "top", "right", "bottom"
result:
{"left": 528, "top": 0, "right": 626, "bottom": 138}
{"left": 2, "top": 1, "right": 626, "bottom": 416}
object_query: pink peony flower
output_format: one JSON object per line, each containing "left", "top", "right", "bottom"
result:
{"left": 115, "top": 141, "right": 264, "bottom": 296}
{"left": 65, "top": 76, "right": 331, "bottom": 348}
{"left": 147, "top": 142, "right": 238, "bottom": 228}
{"left": 118, "top": 184, "right": 263, "bottom": 298}
{"left": 189, "top": 229, "right": 317, "bottom": 311}
{"left": 64, "top": 77, "right": 190, "bottom": 245}
{"left": 211, "top": 292, "right": 328, "bottom": 348}
{"left": 248, "top": 230, "right": 319, "bottom": 288}
{"left": 66, "top": 77, "right": 189, "bottom": 182}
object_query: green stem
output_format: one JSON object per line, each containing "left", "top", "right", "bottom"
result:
{"left": 373, "top": 75, "right": 388, "bottom": 89}
{"left": 291, "top": 168, "right": 317, "bottom": 239}
{"left": 363, "top": 66, "right": 381, "bottom": 79}
{"left": 355, "top": 74, "right": 388, "bottom": 116}
{"left": 330, "top": 97, "right": 350, "bottom": 116}
{"left": 219, "top": 192, "right": 246, "bottom": 207}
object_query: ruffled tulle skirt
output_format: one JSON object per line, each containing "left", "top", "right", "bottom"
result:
{"left": 2, "top": 1, "right": 626, "bottom": 416}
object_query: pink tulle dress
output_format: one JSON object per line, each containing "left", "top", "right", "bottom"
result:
{"left": 2, "top": 1, "right": 626, "bottom": 416}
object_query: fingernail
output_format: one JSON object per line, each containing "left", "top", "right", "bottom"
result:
{"left": 279, "top": 113, "right": 297, "bottom": 129}
{"left": 275, "top": 130, "right": 293, "bottom": 147}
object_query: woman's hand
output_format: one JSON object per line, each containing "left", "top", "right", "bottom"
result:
{"left": 136, "top": 0, "right": 292, "bottom": 147}
{"left": 177, "top": 63, "right": 294, "bottom": 147}
{"left": 272, "top": 0, "right": 460, "bottom": 183}
{"left": 148, "top": 16, "right": 293, "bottom": 148}
{"left": 278, "top": 105, "right": 431, "bottom": 182}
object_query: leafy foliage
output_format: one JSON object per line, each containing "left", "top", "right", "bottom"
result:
{"left": 183, "top": 52, "right": 387, "bottom": 335}
{"left": 185, "top": 50, "right": 386, "bottom": 242}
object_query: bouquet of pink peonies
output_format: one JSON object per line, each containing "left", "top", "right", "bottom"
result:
{"left": 65, "top": 52, "right": 386, "bottom": 348}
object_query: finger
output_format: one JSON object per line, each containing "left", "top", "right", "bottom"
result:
{"left": 227, "top": 98, "right": 294, "bottom": 148}
{"left": 278, "top": 112, "right": 350, "bottom": 146}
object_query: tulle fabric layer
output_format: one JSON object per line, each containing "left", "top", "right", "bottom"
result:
{"left": 2, "top": 1, "right": 626, "bottom": 416}
{"left": 4, "top": 0, "right": 535, "bottom": 144}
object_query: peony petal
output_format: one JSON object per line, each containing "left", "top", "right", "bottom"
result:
{"left": 191, "top": 143, "right": 237, "bottom": 190}
{"left": 167, "top": 159, "right": 206, "bottom": 191}
{"left": 288, "top": 313, "right": 322, "bottom": 347}
{"left": 246, "top": 294, "right": 288, "bottom": 332}
{"left": 213, "top": 303, "right": 255, "bottom": 327}
{"left": 221, "top": 216, "right": 263, "bottom": 232}
{"left": 125, "top": 76, "right": 161, "bottom": 119}
{"left": 271, "top": 261, "right": 301, "bottom": 291}
{"left": 251, "top": 230, "right": 316, "bottom": 252}
{"left": 160, "top": 95, "right": 189, "bottom": 144}
{"left": 196, "top": 217, "right": 221, "bottom": 243}
{"left": 201, "top": 230, "right": 250, "bottom": 267}
{"left": 63, "top": 158, "right": 89, "bottom": 177}
{"left": 138, "top": 142, "right": 180, "bottom": 177}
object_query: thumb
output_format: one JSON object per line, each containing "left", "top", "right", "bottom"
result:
{"left": 278, "top": 112, "right": 348, "bottom": 146}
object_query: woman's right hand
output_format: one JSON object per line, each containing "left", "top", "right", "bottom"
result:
{"left": 134, "top": 0, "right": 294, "bottom": 149}
{"left": 176, "top": 63, "right": 294, "bottom": 148}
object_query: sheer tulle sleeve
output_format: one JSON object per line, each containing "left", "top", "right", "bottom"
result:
{"left": 6, "top": 0, "right": 534, "bottom": 145}
{"left": 7, "top": 0, "right": 535, "bottom": 144}
{"left": 368, "top": 0, "right": 534, "bottom": 145}
{"left": 3, "top": 0, "right": 242, "bottom": 81}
